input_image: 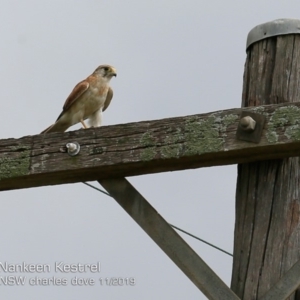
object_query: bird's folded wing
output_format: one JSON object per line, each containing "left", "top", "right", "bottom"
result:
{"left": 103, "top": 87, "right": 113, "bottom": 112}
{"left": 55, "top": 80, "right": 89, "bottom": 121}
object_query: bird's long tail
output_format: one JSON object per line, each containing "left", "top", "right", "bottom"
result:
{"left": 41, "top": 122, "right": 69, "bottom": 134}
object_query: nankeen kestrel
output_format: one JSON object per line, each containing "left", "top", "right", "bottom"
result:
{"left": 41, "top": 65, "right": 117, "bottom": 134}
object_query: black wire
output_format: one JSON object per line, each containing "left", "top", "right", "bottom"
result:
{"left": 83, "top": 182, "right": 111, "bottom": 196}
{"left": 169, "top": 224, "right": 232, "bottom": 257}
{"left": 83, "top": 181, "right": 233, "bottom": 257}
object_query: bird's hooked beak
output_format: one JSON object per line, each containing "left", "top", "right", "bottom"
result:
{"left": 110, "top": 67, "right": 117, "bottom": 77}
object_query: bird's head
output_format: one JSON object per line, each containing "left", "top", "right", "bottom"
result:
{"left": 94, "top": 65, "right": 117, "bottom": 79}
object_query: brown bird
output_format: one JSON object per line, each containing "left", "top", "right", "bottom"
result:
{"left": 41, "top": 65, "right": 117, "bottom": 133}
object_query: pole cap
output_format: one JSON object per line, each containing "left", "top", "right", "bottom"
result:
{"left": 246, "top": 18, "right": 300, "bottom": 51}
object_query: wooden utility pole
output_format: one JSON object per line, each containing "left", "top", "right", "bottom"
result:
{"left": 231, "top": 19, "right": 300, "bottom": 299}
{"left": 4, "top": 18, "right": 300, "bottom": 300}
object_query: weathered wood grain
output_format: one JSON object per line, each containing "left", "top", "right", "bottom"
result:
{"left": 231, "top": 34, "right": 300, "bottom": 299}
{"left": 2, "top": 101, "right": 300, "bottom": 191}
{"left": 260, "top": 259, "right": 300, "bottom": 300}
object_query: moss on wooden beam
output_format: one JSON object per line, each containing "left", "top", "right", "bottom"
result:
{"left": 2, "top": 102, "right": 300, "bottom": 191}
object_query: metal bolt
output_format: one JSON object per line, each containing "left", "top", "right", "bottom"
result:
{"left": 239, "top": 116, "right": 256, "bottom": 132}
{"left": 66, "top": 142, "right": 80, "bottom": 156}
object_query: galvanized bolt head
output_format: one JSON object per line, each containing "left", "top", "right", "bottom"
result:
{"left": 66, "top": 142, "right": 80, "bottom": 156}
{"left": 239, "top": 116, "right": 256, "bottom": 132}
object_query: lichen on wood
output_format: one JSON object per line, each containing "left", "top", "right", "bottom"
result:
{"left": 0, "top": 146, "right": 30, "bottom": 180}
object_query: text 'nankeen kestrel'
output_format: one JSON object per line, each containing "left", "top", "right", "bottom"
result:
{"left": 41, "top": 65, "right": 117, "bottom": 133}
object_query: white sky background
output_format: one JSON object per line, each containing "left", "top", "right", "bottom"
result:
{"left": 0, "top": 1, "right": 299, "bottom": 299}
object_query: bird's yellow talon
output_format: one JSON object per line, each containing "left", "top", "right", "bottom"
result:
{"left": 80, "top": 120, "right": 88, "bottom": 129}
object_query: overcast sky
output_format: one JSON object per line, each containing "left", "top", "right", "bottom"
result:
{"left": 1, "top": 1, "right": 300, "bottom": 299}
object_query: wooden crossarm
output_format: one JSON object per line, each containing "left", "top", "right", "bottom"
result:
{"left": 2, "top": 102, "right": 300, "bottom": 191}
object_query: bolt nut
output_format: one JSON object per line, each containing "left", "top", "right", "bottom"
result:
{"left": 239, "top": 116, "right": 256, "bottom": 132}
{"left": 66, "top": 142, "right": 80, "bottom": 156}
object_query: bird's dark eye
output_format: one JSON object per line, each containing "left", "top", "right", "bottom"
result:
{"left": 103, "top": 67, "right": 109, "bottom": 72}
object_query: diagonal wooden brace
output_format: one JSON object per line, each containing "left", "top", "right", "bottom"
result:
{"left": 98, "top": 177, "right": 240, "bottom": 300}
